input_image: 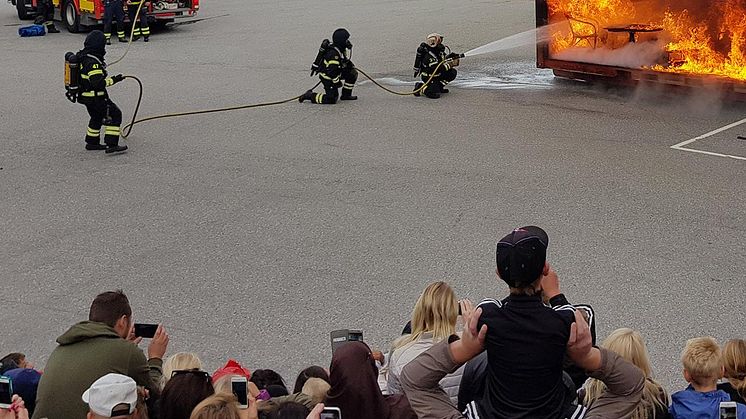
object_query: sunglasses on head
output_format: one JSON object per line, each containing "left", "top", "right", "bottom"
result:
{"left": 171, "top": 369, "right": 211, "bottom": 381}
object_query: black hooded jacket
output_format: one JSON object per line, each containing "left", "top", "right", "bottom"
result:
{"left": 77, "top": 31, "right": 112, "bottom": 102}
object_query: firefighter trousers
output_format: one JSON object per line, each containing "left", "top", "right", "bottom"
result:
{"left": 421, "top": 68, "right": 457, "bottom": 95}
{"left": 35, "top": 0, "right": 55, "bottom": 26}
{"left": 104, "top": 0, "right": 126, "bottom": 40}
{"left": 83, "top": 98, "right": 122, "bottom": 146}
{"left": 314, "top": 67, "right": 358, "bottom": 104}
{"left": 128, "top": 4, "right": 150, "bottom": 38}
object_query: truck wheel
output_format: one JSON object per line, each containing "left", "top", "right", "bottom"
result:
{"left": 63, "top": 0, "right": 81, "bottom": 33}
{"left": 16, "top": 0, "right": 32, "bottom": 20}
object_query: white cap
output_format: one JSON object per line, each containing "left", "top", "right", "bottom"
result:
{"left": 82, "top": 373, "right": 137, "bottom": 417}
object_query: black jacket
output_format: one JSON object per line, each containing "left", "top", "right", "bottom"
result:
{"left": 475, "top": 294, "right": 576, "bottom": 419}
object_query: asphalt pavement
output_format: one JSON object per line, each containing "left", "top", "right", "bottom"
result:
{"left": 1, "top": 0, "right": 744, "bottom": 393}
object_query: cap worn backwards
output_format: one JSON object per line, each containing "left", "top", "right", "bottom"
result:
{"left": 496, "top": 226, "right": 549, "bottom": 288}
{"left": 82, "top": 373, "right": 137, "bottom": 418}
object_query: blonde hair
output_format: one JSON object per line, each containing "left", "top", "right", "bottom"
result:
{"left": 393, "top": 281, "right": 458, "bottom": 350}
{"left": 682, "top": 337, "right": 722, "bottom": 386}
{"left": 212, "top": 374, "right": 239, "bottom": 396}
{"left": 301, "top": 378, "right": 330, "bottom": 404}
{"left": 723, "top": 339, "right": 746, "bottom": 400}
{"left": 189, "top": 394, "right": 241, "bottom": 419}
{"left": 162, "top": 353, "right": 203, "bottom": 387}
{"left": 584, "top": 328, "right": 668, "bottom": 419}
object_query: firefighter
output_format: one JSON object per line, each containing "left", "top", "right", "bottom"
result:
{"left": 127, "top": 0, "right": 150, "bottom": 42}
{"left": 103, "top": 0, "right": 127, "bottom": 44}
{"left": 76, "top": 31, "right": 128, "bottom": 153}
{"left": 413, "top": 33, "right": 461, "bottom": 99}
{"left": 299, "top": 28, "right": 358, "bottom": 104}
{"left": 34, "top": 0, "right": 60, "bottom": 33}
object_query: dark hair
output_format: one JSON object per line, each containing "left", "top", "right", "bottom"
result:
{"left": 293, "top": 366, "right": 329, "bottom": 393}
{"left": 250, "top": 369, "right": 286, "bottom": 390}
{"left": 89, "top": 290, "right": 132, "bottom": 327}
{"left": 268, "top": 402, "right": 310, "bottom": 419}
{"left": 0, "top": 353, "right": 24, "bottom": 374}
{"left": 160, "top": 371, "right": 214, "bottom": 419}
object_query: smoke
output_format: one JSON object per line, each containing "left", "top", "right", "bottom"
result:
{"left": 553, "top": 41, "right": 667, "bottom": 68}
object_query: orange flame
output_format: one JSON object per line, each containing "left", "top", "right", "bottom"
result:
{"left": 546, "top": 0, "right": 746, "bottom": 81}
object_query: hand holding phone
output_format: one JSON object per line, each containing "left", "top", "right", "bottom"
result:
{"left": 0, "top": 376, "right": 13, "bottom": 409}
{"left": 231, "top": 376, "right": 248, "bottom": 409}
{"left": 320, "top": 406, "right": 341, "bottom": 419}
{"left": 720, "top": 402, "right": 738, "bottom": 419}
{"left": 134, "top": 323, "right": 159, "bottom": 339}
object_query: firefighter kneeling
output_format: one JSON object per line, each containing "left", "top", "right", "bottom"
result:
{"left": 66, "top": 31, "right": 128, "bottom": 153}
{"left": 413, "top": 33, "right": 461, "bottom": 99}
{"left": 299, "top": 28, "right": 358, "bottom": 104}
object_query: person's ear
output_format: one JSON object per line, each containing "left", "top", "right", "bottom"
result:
{"left": 683, "top": 369, "right": 691, "bottom": 383}
{"left": 495, "top": 267, "right": 500, "bottom": 279}
{"left": 87, "top": 412, "right": 94, "bottom": 419}
{"left": 543, "top": 262, "right": 550, "bottom": 276}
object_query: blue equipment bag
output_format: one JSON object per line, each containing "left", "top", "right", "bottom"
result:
{"left": 19, "top": 25, "right": 46, "bottom": 37}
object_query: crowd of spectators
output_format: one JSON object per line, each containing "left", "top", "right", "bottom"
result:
{"left": 1, "top": 226, "right": 744, "bottom": 419}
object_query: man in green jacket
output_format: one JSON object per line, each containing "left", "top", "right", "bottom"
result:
{"left": 32, "top": 290, "right": 169, "bottom": 419}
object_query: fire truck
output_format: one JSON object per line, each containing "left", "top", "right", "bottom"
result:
{"left": 10, "top": 0, "right": 199, "bottom": 32}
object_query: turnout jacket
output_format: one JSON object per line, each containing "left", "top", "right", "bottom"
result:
{"left": 78, "top": 54, "right": 115, "bottom": 102}
{"left": 419, "top": 46, "right": 453, "bottom": 77}
{"left": 319, "top": 46, "right": 350, "bottom": 86}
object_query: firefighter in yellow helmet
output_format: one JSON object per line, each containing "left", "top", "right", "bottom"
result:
{"left": 413, "top": 33, "right": 461, "bottom": 99}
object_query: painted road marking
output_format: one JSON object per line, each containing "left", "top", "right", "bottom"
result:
{"left": 670, "top": 117, "right": 746, "bottom": 161}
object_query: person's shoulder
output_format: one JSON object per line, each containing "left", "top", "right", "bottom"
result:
{"left": 477, "top": 298, "right": 503, "bottom": 311}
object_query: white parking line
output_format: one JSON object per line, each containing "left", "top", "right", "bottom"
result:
{"left": 670, "top": 117, "right": 746, "bottom": 161}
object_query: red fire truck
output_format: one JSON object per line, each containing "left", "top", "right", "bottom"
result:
{"left": 11, "top": 0, "right": 199, "bottom": 32}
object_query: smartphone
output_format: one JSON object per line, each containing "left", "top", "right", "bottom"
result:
{"left": 320, "top": 406, "right": 341, "bottom": 419}
{"left": 0, "top": 376, "right": 12, "bottom": 409}
{"left": 720, "top": 401, "right": 738, "bottom": 419}
{"left": 231, "top": 376, "right": 248, "bottom": 409}
{"left": 331, "top": 330, "right": 364, "bottom": 354}
{"left": 134, "top": 323, "right": 158, "bottom": 338}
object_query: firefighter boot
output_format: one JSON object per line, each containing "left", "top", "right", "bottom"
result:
{"left": 45, "top": 23, "right": 60, "bottom": 33}
{"left": 413, "top": 82, "right": 423, "bottom": 97}
{"left": 143, "top": 36, "right": 149, "bottom": 42}
{"left": 86, "top": 144, "right": 107, "bottom": 150}
{"left": 105, "top": 145, "right": 128, "bottom": 153}
{"left": 340, "top": 88, "right": 357, "bottom": 101}
{"left": 424, "top": 84, "right": 440, "bottom": 99}
{"left": 298, "top": 90, "right": 316, "bottom": 103}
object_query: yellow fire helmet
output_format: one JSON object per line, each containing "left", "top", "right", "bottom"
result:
{"left": 426, "top": 33, "right": 443, "bottom": 47}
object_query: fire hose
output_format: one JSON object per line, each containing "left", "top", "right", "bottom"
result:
{"left": 120, "top": 59, "right": 455, "bottom": 138}
{"left": 108, "top": 0, "right": 145, "bottom": 68}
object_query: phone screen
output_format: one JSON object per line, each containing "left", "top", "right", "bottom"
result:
{"left": 720, "top": 406, "right": 738, "bottom": 419}
{"left": 348, "top": 332, "right": 363, "bottom": 342}
{"left": 134, "top": 323, "right": 158, "bottom": 338}
{"left": 0, "top": 379, "right": 12, "bottom": 407}
{"left": 320, "top": 409, "right": 341, "bottom": 419}
{"left": 232, "top": 380, "right": 248, "bottom": 407}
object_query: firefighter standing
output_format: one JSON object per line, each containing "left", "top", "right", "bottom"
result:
{"left": 103, "top": 0, "right": 127, "bottom": 44}
{"left": 76, "top": 31, "right": 128, "bottom": 153}
{"left": 34, "top": 0, "right": 60, "bottom": 33}
{"left": 299, "top": 28, "right": 358, "bottom": 104}
{"left": 413, "top": 33, "right": 461, "bottom": 99}
{"left": 127, "top": 0, "right": 150, "bottom": 41}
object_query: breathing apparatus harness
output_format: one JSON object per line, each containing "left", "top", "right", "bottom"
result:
{"left": 310, "top": 38, "right": 354, "bottom": 77}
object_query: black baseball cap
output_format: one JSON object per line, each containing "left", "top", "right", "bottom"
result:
{"left": 496, "top": 226, "right": 549, "bottom": 287}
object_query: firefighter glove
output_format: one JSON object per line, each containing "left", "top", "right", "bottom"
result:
{"left": 112, "top": 74, "right": 125, "bottom": 84}
{"left": 413, "top": 68, "right": 420, "bottom": 78}
{"left": 310, "top": 64, "right": 319, "bottom": 76}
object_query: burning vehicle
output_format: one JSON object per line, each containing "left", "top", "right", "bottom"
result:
{"left": 536, "top": 0, "right": 746, "bottom": 98}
